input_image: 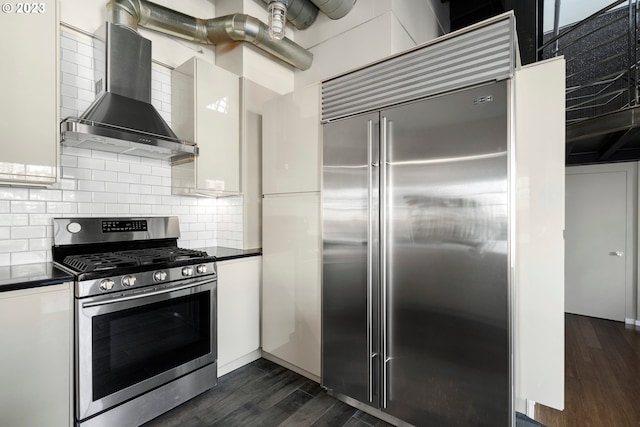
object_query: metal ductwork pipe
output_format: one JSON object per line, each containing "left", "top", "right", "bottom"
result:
{"left": 259, "top": 0, "right": 319, "bottom": 30}
{"left": 258, "top": 0, "right": 354, "bottom": 27}
{"left": 310, "top": 0, "right": 356, "bottom": 19}
{"left": 106, "top": 0, "right": 313, "bottom": 70}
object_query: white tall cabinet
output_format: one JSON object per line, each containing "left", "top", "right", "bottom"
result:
{"left": 0, "top": 0, "right": 59, "bottom": 186}
{"left": 0, "top": 283, "right": 72, "bottom": 427}
{"left": 514, "top": 57, "right": 566, "bottom": 413}
{"left": 240, "top": 79, "right": 279, "bottom": 248}
{"left": 262, "top": 84, "right": 322, "bottom": 379}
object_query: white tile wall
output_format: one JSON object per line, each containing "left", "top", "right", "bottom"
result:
{"left": 0, "top": 29, "right": 244, "bottom": 266}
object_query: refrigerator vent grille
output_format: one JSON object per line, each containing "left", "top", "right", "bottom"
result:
{"left": 321, "top": 15, "right": 516, "bottom": 121}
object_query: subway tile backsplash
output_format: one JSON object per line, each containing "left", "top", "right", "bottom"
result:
{"left": 0, "top": 29, "right": 244, "bottom": 266}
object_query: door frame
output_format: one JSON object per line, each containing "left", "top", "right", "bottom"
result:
{"left": 565, "top": 162, "right": 637, "bottom": 323}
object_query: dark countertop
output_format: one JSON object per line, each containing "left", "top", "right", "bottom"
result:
{"left": 0, "top": 263, "right": 74, "bottom": 293}
{"left": 199, "top": 247, "right": 262, "bottom": 262}
{"left": 0, "top": 248, "right": 261, "bottom": 293}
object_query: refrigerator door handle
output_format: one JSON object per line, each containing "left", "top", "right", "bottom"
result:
{"left": 367, "top": 119, "right": 378, "bottom": 403}
{"left": 367, "top": 119, "right": 373, "bottom": 403}
{"left": 380, "top": 116, "right": 389, "bottom": 409}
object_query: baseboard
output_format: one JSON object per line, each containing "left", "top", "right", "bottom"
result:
{"left": 526, "top": 399, "right": 536, "bottom": 418}
{"left": 261, "top": 351, "right": 321, "bottom": 383}
{"left": 327, "top": 391, "right": 411, "bottom": 427}
{"left": 218, "top": 349, "right": 262, "bottom": 377}
{"left": 624, "top": 318, "right": 640, "bottom": 326}
{"left": 219, "top": 350, "right": 322, "bottom": 383}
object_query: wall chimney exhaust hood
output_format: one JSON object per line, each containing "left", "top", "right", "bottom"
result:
{"left": 61, "top": 22, "right": 198, "bottom": 162}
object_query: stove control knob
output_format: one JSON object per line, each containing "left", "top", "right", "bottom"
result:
{"left": 122, "top": 275, "right": 136, "bottom": 287}
{"left": 182, "top": 266, "right": 194, "bottom": 277}
{"left": 99, "top": 279, "right": 115, "bottom": 291}
{"left": 196, "top": 264, "right": 208, "bottom": 274}
{"left": 153, "top": 271, "right": 167, "bottom": 282}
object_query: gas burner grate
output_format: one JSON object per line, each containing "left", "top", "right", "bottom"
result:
{"left": 115, "top": 248, "right": 210, "bottom": 264}
{"left": 63, "top": 247, "right": 211, "bottom": 273}
{"left": 63, "top": 254, "right": 139, "bottom": 272}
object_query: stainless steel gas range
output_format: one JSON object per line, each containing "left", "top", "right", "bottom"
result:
{"left": 52, "top": 216, "right": 217, "bottom": 427}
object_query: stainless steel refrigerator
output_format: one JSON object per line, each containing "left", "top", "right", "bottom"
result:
{"left": 322, "top": 80, "right": 511, "bottom": 426}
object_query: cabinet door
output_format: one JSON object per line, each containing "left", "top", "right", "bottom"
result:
{"left": 195, "top": 59, "right": 240, "bottom": 194}
{"left": 262, "top": 194, "right": 321, "bottom": 377}
{"left": 217, "top": 257, "right": 261, "bottom": 375}
{"left": 171, "top": 58, "right": 240, "bottom": 196}
{"left": 0, "top": 283, "right": 72, "bottom": 427}
{"left": 0, "top": 0, "right": 59, "bottom": 185}
{"left": 262, "top": 84, "right": 321, "bottom": 195}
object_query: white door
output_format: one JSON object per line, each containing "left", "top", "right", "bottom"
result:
{"left": 565, "top": 170, "right": 627, "bottom": 321}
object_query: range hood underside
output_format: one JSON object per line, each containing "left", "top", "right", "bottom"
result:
{"left": 62, "top": 118, "right": 197, "bottom": 162}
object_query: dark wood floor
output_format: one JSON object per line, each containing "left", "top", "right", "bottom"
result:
{"left": 146, "top": 314, "right": 640, "bottom": 426}
{"left": 536, "top": 314, "right": 640, "bottom": 427}
{"left": 143, "top": 358, "right": 393, "bottom": 427}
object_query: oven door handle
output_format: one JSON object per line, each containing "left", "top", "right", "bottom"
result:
{"left": 82, "top": 278, "right": 216, "bottom": 308}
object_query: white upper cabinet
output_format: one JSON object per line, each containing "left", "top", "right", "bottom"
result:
{"left": 262, "top": 83, "right": 321, "bottom": 195}
{"left": 171, "top": 57, "right": 240, "bottom": 196}
{"left": 0, "top": 0, "right": 59, "bottom": 186}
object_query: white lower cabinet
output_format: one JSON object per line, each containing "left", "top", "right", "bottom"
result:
{"left": 0, "top": 283, "right": 72, "bottom": 427}
{"left": 262, "top": 194, "right": 321, "bottom": 379}
{"left": 217, "top": 257, "right": 262, "bottom": 376}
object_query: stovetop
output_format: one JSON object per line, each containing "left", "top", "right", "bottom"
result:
{"left": 52, "top": 216, "right": 217, "bottom": 298}
{"left": 63, "top": 247, "right": 212, "bottom": 273}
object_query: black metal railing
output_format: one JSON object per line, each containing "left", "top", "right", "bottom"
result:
{"left": 540, "top": 0, "right": 639, "bottom": 124}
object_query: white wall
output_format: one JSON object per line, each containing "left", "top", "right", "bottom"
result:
{"left": 294, "top": 0, "right": 448, "bottom": 87}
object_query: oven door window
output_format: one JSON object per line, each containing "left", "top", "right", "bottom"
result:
{"left": 92, "top": 291, "right": 211, "bottom": 400}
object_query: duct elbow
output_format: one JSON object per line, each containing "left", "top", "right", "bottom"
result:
{"left": 106, "top": 0, "right": 142, "bottom": 30}
{"left": 206, "top": 14, "right": 313, "bottom": 71}
{"left": 226, "top": 14, "right": 265, "bottom": 44}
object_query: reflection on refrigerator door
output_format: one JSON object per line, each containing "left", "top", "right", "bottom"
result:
{"left": 322, "top": 81, "right": 511, "bottom": 427}
{"left": 322, "top": 112, "right": 380, "bottom": 407}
